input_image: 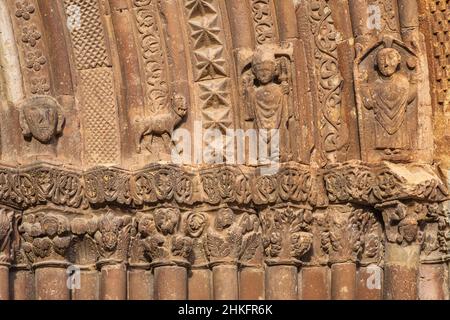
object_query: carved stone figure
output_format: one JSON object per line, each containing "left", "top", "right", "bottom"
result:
{"left": 135, "top": 94, "right": 188, "bottom": 159}
{"left": 19, "top": 95, "right": 65, "bottom": 144}
{"left": 356, "top": 37, "right": 418, "bottom": 162}
{"left": 362, "top": 47, "right": 417, "bottom": 152}
{"left": 241, "top": 44, "right": 295, "bottom": 162}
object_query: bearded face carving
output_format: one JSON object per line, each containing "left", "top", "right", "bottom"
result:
{"left": 19, "top": 96, "right": 65, "bottom": 144}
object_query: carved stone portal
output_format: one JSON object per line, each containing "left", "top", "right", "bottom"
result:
{"left": 0, "top": 0, "right": 447, "bottom": 301}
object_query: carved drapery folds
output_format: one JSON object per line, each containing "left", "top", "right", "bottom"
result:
{"left": 355, "top": 37, "right": 418, "bottom": 162}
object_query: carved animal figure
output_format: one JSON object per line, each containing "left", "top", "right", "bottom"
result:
{"left": 135, "top": 95, "right": 188, "bottom": 154}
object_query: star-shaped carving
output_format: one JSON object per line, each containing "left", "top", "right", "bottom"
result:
{"left": 185, "top": 0, "right": 216, "bottom": 18}
{"left": 195, "top": 46, "right": 227, "bottom": 81}
{"left": 202, "top": 108, "right": 232, "bottom": 132}
{"left": 200, "top": 80, "right": 232, "bottom": 132}
{"left": 199, "top": 79, "right": 230, "bottom": 109}
{"left": 189, "top": 16, "right": 222, "bottom": 49}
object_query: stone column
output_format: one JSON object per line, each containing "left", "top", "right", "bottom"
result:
{"left": 225, "top": 0, "right": 255, "bottom": 50}
{"left": 18, "top": 212, "right": 72, "bottom": 300}
{"left": 211, "top": 262, "right": 238, "bottom": 300}
{"left": 324, "top": 206, "right": 370, "bottom": 300}
{"left": 153, "top": 264, "right": 188, "bottom": 300}
{"left": 109, "top": 0, "right": 145, "bottom": 163}
{"left": 418, "top": 203, "right": 449, "bottom": 300}
{"left": 377, "top": 201, "right": 424, "bottom": 300}
{"left": 301, "top": 266, "right": 330, "bottom": 300}
{"left": 34, "top": 262, "right": 70, "bottom": 300}
{"left": 128, "top": 265, "right": 153, "bottom": 301}
{"left": 357, "top": 264, "right": 383, "bottom": 300}
{"left": 0, "top": 209, "right": 13, "bottom": 300}
{"left": 10, "top": 265, "right": 34, "bottom": 300}
{"left": 239, "top": 263, "right": 265, "bottom": 300}
{"left": 189, "top": 265, "right": 212, "bottom": 300}
{"left": 348, "top": 0, "right": 369, "bottom": 44}
{"left": 261, "top": 206, "right": 313, "bottom": 300}
{"left": 95, "top": 212, "right": 131, "bottom": 300}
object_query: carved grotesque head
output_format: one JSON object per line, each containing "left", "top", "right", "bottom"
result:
{"left": 399, "top": 215, "right": 418, "bottom": 244}
{"left": 376, "top": 48, "right": 401, "bottom": 77}
{"left": 252, "top": 50, "right": 277, "bottom": 84}
{"left": 41, "top": 215, "right": 59, "bottom": 237}
{"left": 19, "top": 96, "right": 65, "bottom": 144}
{"left": 154, "top": 208, "right": 180, "bottom": 235}
{"left": 172, "top": 94, "right": 187, "bottom": 118}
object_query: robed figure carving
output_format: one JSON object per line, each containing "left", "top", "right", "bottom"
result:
{"left": 355, "top": 37, "right": 418, "bottom": 162}
{"left": 240, "top": 44, "right": 296, "bottom": 163}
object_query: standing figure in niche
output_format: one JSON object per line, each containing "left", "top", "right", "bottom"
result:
{"left": 362, "top": 47, "right": 417, "bottom": 155}
{"left": 243, "top": 47, "right": 294, "bottom": 162}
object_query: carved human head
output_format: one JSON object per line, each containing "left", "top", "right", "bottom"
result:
{"left": 376, "top": 48, "right": 401, "bottom": 77}
{"left": 252, "top": 49, "right": 277, "bottom": 84}
{"left": 138, "top": 213, "right": 156, "bottom": 237}
{"left": 19, "top": 96, "right": 65, "bottom": 144}
{"left": 398, "top": 215, "right": 418, "bottom": 244}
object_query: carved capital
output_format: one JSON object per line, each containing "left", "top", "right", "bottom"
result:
{"left": 376, "top": 200, "right": 426, "bottom": 246}
{"left": 420, "top": 203, "right": 450, "bottom": 263}
{"left": 18, "top": 212, "right": 71, "bottom": 267}
{"left": 132, "top": 207, "right": 193, "bottom": 268}
{"left": 70, "top": 216, "right": 98, "bottom": 268}
{"left": 94, "top": 211, "right": 131, "bottom": 267}
{"left": 205, "top": 208, "right": 261, "bottom": 267}
{"left": 320, "top": 206, "right": 366, "bottom": 264}
{"left": 261, "top": 205, "right": 313, "bottom": 265}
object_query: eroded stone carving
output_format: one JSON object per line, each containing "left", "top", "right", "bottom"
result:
{"left": 18, "top": 96, "right": 65, "bottom": 144}
{"left": 205, "top": 208, "right": 261, "bottom": 265}
{"left": 18, "top": 212, "right": 71, "bottom": 264}
{"left": 356, "top": 37, "right": 418, "bottom": 162}
{"left": 240, "top": 44, "right": 295, "bottom": 162}
{"left": 0, "top": 209, "right": 13, "bottom": 265}
{"left": 261, "top": 205, "right": 313, "bottom": 265}
{"left": 135, "top": 94, "right": 188, "bottom": 159}
{"left": 94, "top": 211, "right": 131, "bottom": 266}
{"left": 136, "top": 207, "right": 193, "bottom": 267}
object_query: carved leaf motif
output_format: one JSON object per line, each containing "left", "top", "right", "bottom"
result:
{"left": 206, "top": 232, "right": 230, "bottom": 258}
{"left": 240, "top": 232, "right": 261, "bottom": 261}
